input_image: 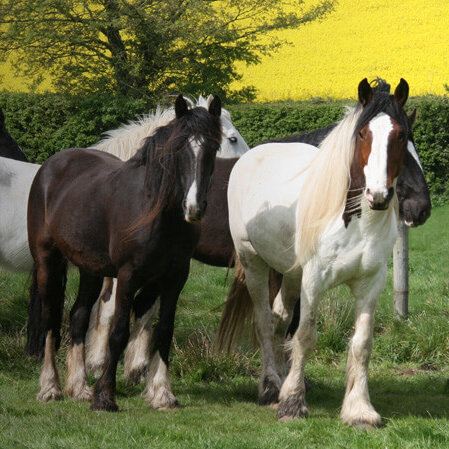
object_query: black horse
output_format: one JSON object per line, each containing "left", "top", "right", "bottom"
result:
{"left": 0, "top": 107, "right": 28, "bottom": 161}
{"left": 26, "top": 95, "right": 222, "bottom": 411}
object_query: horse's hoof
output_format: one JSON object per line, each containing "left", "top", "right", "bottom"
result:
{"left": 65, "top": 385, "right": 93, "bottom": 402}
{"left": 37, "top": 386, "right": 63, "bottom": 402}
{"left": 145, "top": 387, "right": 179, "bottom": 410}
{"left": 90, "top": 392, "right": 119, "bottom": 412}
{"left": 258, "top": 375, "right": 280, "bottom": 406}
{"left": 343, "top": 412, "right": 382, "bottom": 429}
{"left": 276, "top": 393, "right": 308, "bottom": 421}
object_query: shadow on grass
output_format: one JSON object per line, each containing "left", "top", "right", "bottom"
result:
{"left": 166, "top": 373, "right": 449, "bottom": 421}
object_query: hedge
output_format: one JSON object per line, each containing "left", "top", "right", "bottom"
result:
{"left": 1, "top": 92, "right": 448, "bottom": 203}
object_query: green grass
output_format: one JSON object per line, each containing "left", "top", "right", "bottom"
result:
{"left": 0, "top": 207, "right": 448, "bottom": 448}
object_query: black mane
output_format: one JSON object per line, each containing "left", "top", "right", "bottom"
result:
{"left": 128, "top": 106, "right": 221, "bottom": 223}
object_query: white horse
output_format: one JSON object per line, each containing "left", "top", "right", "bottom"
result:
{"left": 217, "top": 79, "right": 412, "bottom": 428}
{"left": 90, "top": 95, "right": 249, "bottom": 159}
{"left": 0, "top": 157, "right": 39, "bottom": 271}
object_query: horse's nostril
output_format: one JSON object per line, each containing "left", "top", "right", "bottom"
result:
{"left": 182, "top": 200, "right": 187, "bottom": 209}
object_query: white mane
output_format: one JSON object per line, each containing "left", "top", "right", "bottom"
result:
{"left": 295, "top": 106, "right": 362, "bottom": 266}
{"left": 91, "top": 96, "right": 248, "bottom": 161}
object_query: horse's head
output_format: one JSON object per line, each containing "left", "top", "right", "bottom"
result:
{"left": 395, "top": 111, "right": 431, "bottom": 226}
{"left": 198, "top": 95, "right": 249, "bottom": 158}
{"left": 174, "top": 95, "right": 222, "bottom": 223}
{"left": 354, "top": 78, "right": 409, "bottom": 211}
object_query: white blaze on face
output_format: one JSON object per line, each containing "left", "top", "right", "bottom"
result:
{"left": 184, "top": 137, "right": 202, "bottom": 221}
{"left": 364, "top": 113, "right": 393, "bottom": 202}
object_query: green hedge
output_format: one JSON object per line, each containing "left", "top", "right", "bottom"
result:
{"left": 1, "top": 92, "right": 448, "bottom": 202}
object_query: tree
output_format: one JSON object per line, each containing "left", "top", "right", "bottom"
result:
{"left": 0, "top": 0, "right": 334, "bottom": 101}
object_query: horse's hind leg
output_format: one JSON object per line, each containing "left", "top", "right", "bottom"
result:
{"left": 34, "top": 250, "right": 67, "bottom": 402}
{"left": 271, "top": 275, "right": 301, "bottom": 380}
{"left": 244, "top": 256, "right": 281, "bottom": 406}
{"left": 340, "top": 272, "right": 385, "bottom": 429}
{"left": 65, "top": 270, "right": 103, "bottom": 401}
{"left": 85, "top": 277, "right": 115, "bottom": 377}
{"left": 124, "top": 283, "right": 160, "bottom": 384}
{"left": 91, "top": 266, "right": 137, "bottom": 411}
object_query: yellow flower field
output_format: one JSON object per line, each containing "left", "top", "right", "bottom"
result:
{"left": 0, "top": 0, "right": 448, "bottom": 101}
{"left": 233, "top": 0, "right": 449, "bottom": 101}
{"left": 236, "top": 0, "right": 449, "bottom": 101}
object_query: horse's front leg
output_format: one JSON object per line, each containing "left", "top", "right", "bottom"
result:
{"left": 91, "top": 267, "right": 136, "bottom": 411}
{"left": 143, "top": 265, "right": 189, "bottom": 410}
{"left": 341, "top": 269, "right": 386, "bottom": 429}
{"left": 277, "top": 266, "right": 320, "bottom": 421}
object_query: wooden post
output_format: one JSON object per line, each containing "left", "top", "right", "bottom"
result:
{"left": 393, "top": 221, "right": 409, "bottom": 317}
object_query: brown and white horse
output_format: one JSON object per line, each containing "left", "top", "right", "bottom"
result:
{"left": 217, "top": 79, "right": 411, "bottom": 428}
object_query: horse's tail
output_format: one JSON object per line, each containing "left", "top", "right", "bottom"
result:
{"left": 25, "top": 263, "right": 67, "bottom": 360}
{"left": 215, "top": 258, "right": 254, "bottom": 353}
{"left": 25, "top": 265, "right": 44, "bottom": 359}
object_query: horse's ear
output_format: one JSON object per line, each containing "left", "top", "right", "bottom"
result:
{"left": 175, "top": 94, "right": 189, "bottom": 118}
{"left": 358, "top": 78, "right": 373, "bottom": 107}
{"left": 394, "top": 78, "right": 409, "bottom": 107}
{"left": 208, "top": 95, "right": 222, "bottom": 117}
{"left": 408, "top": 108, "right": 417, "bottom": 126}
{"left": 206, "top": 94, "right": 214, "bottom": 107}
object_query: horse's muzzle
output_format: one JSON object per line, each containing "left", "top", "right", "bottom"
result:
{"left": 365, "top": 187, "right": 394, "bottom": 210}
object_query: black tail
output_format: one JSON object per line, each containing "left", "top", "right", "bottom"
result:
{"left": 25, "top": 263, "right": 67, "bottom": 360}
{"left": 25, "top": 266, "right": 44, "bottom": 359}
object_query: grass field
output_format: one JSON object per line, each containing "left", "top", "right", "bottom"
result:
{"left": 0, "top": 206, "right": 448, "bottom": 448}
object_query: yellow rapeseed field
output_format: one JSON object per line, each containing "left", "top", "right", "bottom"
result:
{"left": 233, "top": 0, "right": 449, "bottom": 101}
{"left": 1, "top": 0, "right": 448, "bottom": 101}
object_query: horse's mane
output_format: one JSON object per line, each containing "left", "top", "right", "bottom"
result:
{"left": 91, "top": 96, "right": 231, "bottom": 161}
{"left": 125, "top": 105, "right": 221, "bottom": 234}
{"left": 295, "top": 106, "right": 361, "bottom": 266}
{"left": 295, "top": 79, "right": 408, "bottom": 266}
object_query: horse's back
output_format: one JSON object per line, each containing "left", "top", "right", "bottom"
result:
{"left": 28, "top": 148, "right": 124, "bottom": 271}
{"left": 228, "top": 143, "right": 317, "bottom": 273}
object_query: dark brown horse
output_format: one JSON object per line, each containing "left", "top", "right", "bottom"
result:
{"left": 26, "top": 95, "right": 222, "bottom": 411}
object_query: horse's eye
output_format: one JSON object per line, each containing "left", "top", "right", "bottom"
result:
{"left": 358, "top": 131, "right": 364, "bottom": 139}
{"left": 228, "top": 136, "right": 238, "bottom": 143}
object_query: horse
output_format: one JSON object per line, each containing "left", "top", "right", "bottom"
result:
{"left": 82, "top": 98, "right": 249, "bottom": 377}
{"left": 114, "top": 81, "right": 431, "bottom": 382}
{"left": 91, "top": 94, "right": 248, "bottom": 159}
{"left": 216, "top": 78, "right": 414, "bottom": 428}
{"left": 0, "top": 107, "right": 28, "bottom": 162}
{"left": 26, "top": 95, "right": 222, "bottom": 411}
{"left": 0, "top": 107, "right": 41, "bottom": 272}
